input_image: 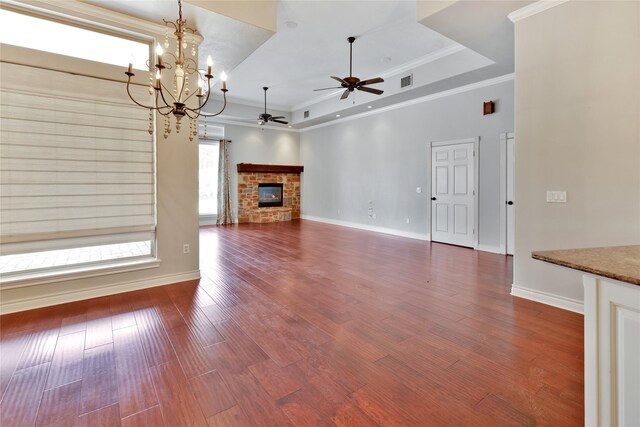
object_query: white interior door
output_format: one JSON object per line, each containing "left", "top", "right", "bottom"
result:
{"left": 431, "top": 142, "right": 475, "bottom": 248}
{"left": 506, "top": 136, "right": 515, "bottom": 255}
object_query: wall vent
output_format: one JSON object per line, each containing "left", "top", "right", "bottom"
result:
{"left": 400, "top": 74, "right": 413, "bottom": 88}
{"left": 303, "top": 110, "right": 310, "bottom": 119}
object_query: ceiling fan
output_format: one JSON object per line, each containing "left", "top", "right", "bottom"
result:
{"left": 314, "top": 36, "right": 384, "bottom": 100}
{"left": 258, "top": 87, "right": 288, "bottom": 125}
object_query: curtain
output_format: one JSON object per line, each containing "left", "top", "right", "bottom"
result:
{"left": 216, "top": 139, "right": 233, "bottom": 225}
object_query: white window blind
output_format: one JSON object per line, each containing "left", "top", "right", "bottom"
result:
{"left": 0, "top": 62, "right": 155, "bottom": 257}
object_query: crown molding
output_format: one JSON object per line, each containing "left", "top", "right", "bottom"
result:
{"left": 299, "top": 73, "right": 514, "bottom": 132}
{"left": 208, "top": 117, "right": 299, "bottom": 133}
{"left": 291, "top": 44, "right": 467, "bottom": 112}
{"left": 508, "top": 0, "right": 569, "bottom": 22}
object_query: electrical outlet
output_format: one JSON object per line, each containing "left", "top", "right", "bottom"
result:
{"left": 372, "top": 213, "right": 376, "bottom": 219}
{"left": 416, "top": 187, "right": 422, "bottom": 193}
{"left": 406, "top": 217, "right": 410, "bottom": 224}
{"left": 546, "top": 191, "right": 567, "bottom": 203}
{"left": 183, "top": 243, "right": 190, "bottom": 254}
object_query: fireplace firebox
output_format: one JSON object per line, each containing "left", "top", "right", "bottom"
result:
{"left": 258, "top": 183, "right": 284, "bottom": 207}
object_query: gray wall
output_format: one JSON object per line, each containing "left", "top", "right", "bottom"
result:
{"left": 299, "top": 80, "right": 514, "bottom": 249}
{"left": 218, "top": 123, "right": 300, "bottom": 221}
{"left": 513, "top": 1, "right": 640, "bottom": 305}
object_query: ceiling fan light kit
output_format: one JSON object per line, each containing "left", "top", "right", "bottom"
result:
{"left": 125, "top": 0, "right": 228, "bottom": 141}
{"left": 314, "top": 36, "right": 385, "bottom": 101}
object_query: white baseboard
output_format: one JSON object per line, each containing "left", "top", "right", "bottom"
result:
{"left": 478, "top": 244, "right": 506, "bottom": 255}
{"left": 0, "top": 270, "right": 201, "bottom": 315}
{"left": 511, "top": 283, "right": 583, "bottom": 314}
{"left": 301, "top": 215, "right": 430, "bottom": 241}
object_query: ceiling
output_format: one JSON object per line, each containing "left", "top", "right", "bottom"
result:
{"left": 72, "top": 0, "right": 529, "bottom": 128}
{"left": 226, "top": 1, "right": 459, "bottom": 110}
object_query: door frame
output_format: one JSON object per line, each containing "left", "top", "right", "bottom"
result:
{"left": 499, "top": 132, "right": 515, "bottom": 254}
{"left": 427, "top": 136, "right": 480, "bottom": 250}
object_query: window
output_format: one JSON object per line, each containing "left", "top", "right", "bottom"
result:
{"left": 0, "top": 10, "right": 155, "bottom": 281}
{"left": 199, "top": 143, "right": 220, "bottom": 217}
{"left": 199, "top": 126, "right": 223, "bottom": 223}
{"left": 0, "top": 9, "right": 149, "bottom": 69}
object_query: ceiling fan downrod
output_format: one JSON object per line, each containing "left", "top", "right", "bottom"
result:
{"left": 348, "top": 36, "right": 355, "bottom": 78}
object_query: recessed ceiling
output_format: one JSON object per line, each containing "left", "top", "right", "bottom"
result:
{"left": 72, "top": 0, "right": 527, "bottom": 127}
{"left": 79, "top": 0, "right": 273, "bottom": 76}
{"left": 226, "top": 0, "right": 461, "bottom": 110}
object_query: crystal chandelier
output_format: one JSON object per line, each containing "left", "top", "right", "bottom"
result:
{"left": 125, "top": 0, "right": 228, "bottom": 141}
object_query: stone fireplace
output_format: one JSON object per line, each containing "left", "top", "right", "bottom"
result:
{"left": 237, "top": 163, "right": 303, "bottom": 223}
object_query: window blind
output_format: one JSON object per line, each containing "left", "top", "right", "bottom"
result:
{"left": 0, "top": 62, "right": 155, "bottom": 256}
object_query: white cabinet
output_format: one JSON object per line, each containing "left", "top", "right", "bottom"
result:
{"left": 583, "top": 275, "right": 640, "bottom": 426}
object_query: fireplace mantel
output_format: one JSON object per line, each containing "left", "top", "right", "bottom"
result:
{"left": 237, "top": 166, "right": 301, "bottom": 223}
{"left": 237, "top": 163, "right": 304, "bottom": 174}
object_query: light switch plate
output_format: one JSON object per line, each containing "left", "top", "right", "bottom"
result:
{"left": 546, "top": 191, "right": 567, "bottom": 203}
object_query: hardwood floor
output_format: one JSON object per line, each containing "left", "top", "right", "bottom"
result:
{"left": 0, "top": 220, "right": 584, "bottom": 426}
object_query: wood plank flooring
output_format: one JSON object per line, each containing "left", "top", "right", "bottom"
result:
{"left": 0, "top": 220, "right": 584, "bottom": 426}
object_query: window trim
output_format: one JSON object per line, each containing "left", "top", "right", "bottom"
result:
{"left": 199, "top": 138, "right": 221, "bottom": 221}
{"left": 0, "top": 256, "right": 161, "bottom": 290}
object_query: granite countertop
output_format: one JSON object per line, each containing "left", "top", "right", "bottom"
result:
{"left": 532, "top": 245, "right": 640, "bottom": 286}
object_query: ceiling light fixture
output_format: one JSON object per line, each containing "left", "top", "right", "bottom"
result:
{"left": 367, "top": 105, "right": 372, "bottom": 109}
{"left": 125, "top": 0, "right": 228, "bottom": 141}
{"left": 336, "top": 114, "right": 341, "bottom": 117}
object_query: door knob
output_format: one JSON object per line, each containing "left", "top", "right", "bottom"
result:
{"left": 507, "top": 201, "right": 514, "bottom": 205}
{"left": 431, "top": 197, "right": 437, "bottom": 201}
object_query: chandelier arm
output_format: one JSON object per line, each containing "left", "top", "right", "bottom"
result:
{"left": 154, "top": 91, "right": 173, "bottom": 114}
{"left": 163, "top": 20, "right": 178, "bottom": 31}
{"left": 192, "top": 91, "right": 227, "bottom": 118}
{"left": 163, "top": 52, "right": 178, "bottom": 64}
{"left": 198, "top": 78, "right": 213, "bottom": 107}
{"left": 184, "top": 78, "right": 211, "bottom": 112}
{"left": 183, "top": 58, "right": 198, "bottom": 73}
{"left": 125, "top": 78, "right": 164, "bottom": 110}
{"left": 184, "top": 109, "right": 199, "bottom": 120}
{"left": 181, "top": 89, "right": 201, "bottom": 104}
{"left": 158, "top": 82, "right": 178, "bottom": 106}
{"left": 156, "top": 108, "right": 174, "bottom": 116}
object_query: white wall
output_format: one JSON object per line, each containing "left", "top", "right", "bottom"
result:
{"left": 299, "top": 79, "right": 514, "bottom": 249}
{"left": 512, "top": 1, "right": 640, "bottom": 310}
{"left": 216, "top": 123, "right": 300, "bottom": 221}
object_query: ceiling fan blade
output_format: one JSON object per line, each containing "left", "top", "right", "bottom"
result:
{"left": 357, "top": 86, "right": 384, "bottom": 95}
{"left": 359, "top": 77, "right": 384, "bottom": 86}
{"left": 271, "top": 119, "right": 289, "bottom": 125}
{"left": 331, "top": 76, "right": 346, "bottom": 84}
{"left": 313, "top": 87, "right": 342, "bottom": 91}
{"left": 340, "top": 89, "right": 351, "bottom": 100}
{"left": 270, "top": 116, "right": 286, "bottom": 120}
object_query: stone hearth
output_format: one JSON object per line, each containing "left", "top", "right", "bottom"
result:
{"left": 237, "top": 164, "right": 303, "bottom": 224}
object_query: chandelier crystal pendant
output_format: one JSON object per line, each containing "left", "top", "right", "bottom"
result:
{"left": 125, "top": 0, "right": 228, "bottom": 141}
